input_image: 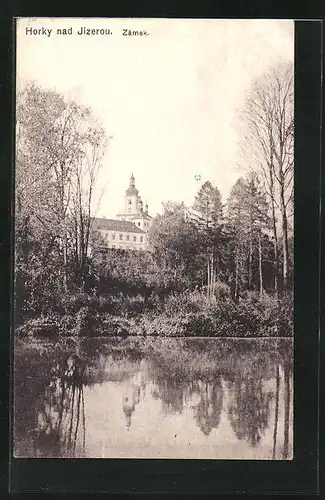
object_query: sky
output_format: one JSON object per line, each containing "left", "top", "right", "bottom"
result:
{"left": 16, "top": 18, "right": 294, "bottom": 218}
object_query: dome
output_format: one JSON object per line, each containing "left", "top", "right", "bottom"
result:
{"left": 126, "top": 186, "right": 138, "bottom": 196}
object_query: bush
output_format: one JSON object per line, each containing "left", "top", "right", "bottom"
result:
{"left": 143, "top": 289, "right": 293, "bottom": 338}
{"left": 15, "top": 315, "right": 59, "bottom": 338}
{"left": 101, "top": 315, "right": 142, "bottom": 337}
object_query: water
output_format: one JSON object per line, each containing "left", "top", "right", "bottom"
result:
{"left": 14, "top": 337, "right": 293, "bottom": 459}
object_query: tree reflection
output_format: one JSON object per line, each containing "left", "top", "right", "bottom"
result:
{"left": 191, "top": 378, "right": 224, "bottom": 436}
{"left": 123, "top": 383, "right": 141, "bottom": 430}
{"left": 228, "top": 377, "right": 273, "bottom": 447}
{"left": 149, "top": 369, "right": 224, "bottom": 437}
{"left": 14, "top": 338, "right": 293, "bottom": 458}
{"left": 15, "top": 353, "right": 87, "bottom": 458}
{"left": 271, "top": 359, "right": 292, "bottom": 460}
{"left": 282, "top": 358, "right": 291, "bottom": 459}
{"left": 272, "top": 364, "right": 280, "bottom": 459}
{"left": 155, "top": 378, "right": 186, "bottom": 415}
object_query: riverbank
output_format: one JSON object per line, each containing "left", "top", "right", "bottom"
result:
{"left": 15, "top": 289, "right": 293, "bottom": 339}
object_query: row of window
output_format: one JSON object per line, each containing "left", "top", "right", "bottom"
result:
{"left": 111, "top": 233, "right": 143, "bottom": 243}
{"left": 111, "top": 245, "right": 142, "bottom": 250}
{"left": 119, "top": 220, "right": 149, "bottom": 228}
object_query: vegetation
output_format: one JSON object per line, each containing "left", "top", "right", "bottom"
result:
{"left": 15, "top": 64, "right": 293, "bottom": 340}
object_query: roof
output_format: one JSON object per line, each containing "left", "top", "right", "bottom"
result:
{"left": 128, "top": 214, "right": 152, "bottom": 221}
{"left": 126, "top": 186, "right": 139, "bottom": 196}
{"left": 91, "top": 217, "right": 145, "bottom": 234}
{"left": 116, "top": 212, "right": 152, "bottom": 221}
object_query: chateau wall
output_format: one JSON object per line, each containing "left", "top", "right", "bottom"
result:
{"left": 99, "top": 229, "right": 147, "bottom": 250}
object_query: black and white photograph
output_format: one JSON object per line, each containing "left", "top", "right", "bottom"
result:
{"left": 14, "top": 18, "right": 294, "bottom": 460}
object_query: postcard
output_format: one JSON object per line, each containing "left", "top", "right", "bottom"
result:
{"left": 14, "top": 17, "right": 294, "bottom": 461}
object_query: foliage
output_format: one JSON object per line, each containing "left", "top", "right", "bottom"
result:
{"left": 192, "top": 180, "right": 223, "bottom": 229}
{"left": 15, "top": 74, "right": 293, "bottom": 341}
{"left": 15, "top": 81, "right": 108, "bottom": 316}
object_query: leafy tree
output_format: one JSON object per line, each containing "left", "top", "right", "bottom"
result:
{"left": 149, "top": 202, "right": 202, "bottom": 288}
{"left": 227, "top": 174, "right": 271, "bottom": 297}
{"left": 190, "top": 182, "right": 224, "bottom": 295}
{"left": 15, "top": 82, "right": 108, "bottom": 320}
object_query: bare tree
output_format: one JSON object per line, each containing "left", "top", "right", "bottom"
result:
{"left": 70, "top": 124, "right": 107, "bottom": 287}
{"left": 240, "top": 63, "right": 294, "bottom": 291}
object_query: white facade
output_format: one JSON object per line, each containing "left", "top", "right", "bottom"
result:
{"left": 98, "top": 227, "right": 147, "bottom": 251}
{"left": 116, "top": 174, "right": 152, "bottom": 234}
{"left": 92, "top": 174, "right": 152, "bottom": 252}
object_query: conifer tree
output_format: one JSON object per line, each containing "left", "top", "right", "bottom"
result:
{"left": 192, "top": 181, "right": 223, "bottom": 229}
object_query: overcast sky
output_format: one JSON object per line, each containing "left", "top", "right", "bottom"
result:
{"left": 17, "top": 18, "right": 294, "bottom": 218}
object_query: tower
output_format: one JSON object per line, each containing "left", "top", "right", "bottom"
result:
{"left": 125, "top": 173, "right": 140, "bottom": 215}
{"left": 116, "top": 174, "right": 153, "bottom": 233}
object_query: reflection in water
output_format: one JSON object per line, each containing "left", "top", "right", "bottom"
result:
{"left": 272, "top": 364, "right": 280, "bottom": 459}
{"left": 34, "top": 355, "right": 86, "bottom": 458}
{"left": 123, "top": 382, "right": 141, "bottom": 430}
{"left": 14, "top": 338, "right": 293, "bottom": 459}
{"left": 283, "top": 360, "right": 291, "bottom": 459}
{"left": 15, "top": 352, "right": 86, "bottom": 458}
{"left": 191, "top": 378, "right": 223, "bottom": 436}
{"left": 227, "top": 378, "right": 274, "bottom": 447}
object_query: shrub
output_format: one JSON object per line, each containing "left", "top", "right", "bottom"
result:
{"left": 71, "top": 306, "right": 101, "bottom": 337}
{"left": 15, "top": 315, "right": 59, "bottom": 338}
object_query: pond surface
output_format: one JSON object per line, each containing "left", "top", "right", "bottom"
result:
{"left": 14, "top": 337, "right": 293, "bottom": 459}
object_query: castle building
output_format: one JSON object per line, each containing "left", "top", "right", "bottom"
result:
{"left": 91, "top": 174, "right": 152, "bottom": 251}
{"left": 116, "top": 173, "right": 152, "bottom": 232}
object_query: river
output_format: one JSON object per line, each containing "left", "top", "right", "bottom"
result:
{"left": 14, "top": 336, "right": 293, "bottom": 459}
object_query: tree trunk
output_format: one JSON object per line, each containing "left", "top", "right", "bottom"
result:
{"left": 248, "top": 234, "right": 253, "bottom": 290}
{"left": 63, "top": 233, "right": 68, "bottom": 293}
{"left": 278, "top": 146, "right": 290, "bottom": 291}
{"left": 280, "top": 192, "right": 289, "bottom": 291}
{"left": 235, "top": 251, "right": 239, "bottom": 301}
{"left": 269, "top": 167, "right": 279, "bottom": 295}
{"left": 283, "top": 360, "right": 290, "bottom": 459}
{"left": 258, "top": 230, "right": 263, "bottom": 296}
{"left": 272, "top": 364, "right": 280, "bottom": 459}
{"left": 211, "top": 255, "right": 214, "bottom": 295}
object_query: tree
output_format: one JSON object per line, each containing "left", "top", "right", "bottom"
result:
{"left": 149, "top": 202, "right": 202, "bottom": 288}
{"left": 191, "top": 182, "right": 223, "bottom": 295}
{"left": 69, "top": 123, "right": 107, "bottom": 288}
{"left": 240, "top": 63, "right": 294, "bottom": 291}
{"left": 15, "top": 82, "right": 108, "bottom": 317}
{"left": 227, "top": 174, "right": 270, "bottom": 297}
{"left": 192, "top": 181, "right": 223, "bottom": 229}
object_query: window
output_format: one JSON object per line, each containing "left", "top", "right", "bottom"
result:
{"left": 133, "top": 236, "right": 136, "bottom": 242}
{"left": 119, "top": 234, "right": 123, "bottom": 240}
{"left": 138, "top": 222, "right": 141, "bottom": 226}
{"left": 128, "top": 207, "right": 131, "bottom": 212}
{"left": 128, "top": 199, "right": 132, "bottom": 205}
{"left": 126, "top": 235, "right": 129, "bottom": 241}
{"left": 112, "top": 234, "right": 115, "bottom": 240}
{"left": 140, "top": 236, "right": 143, "bottom": 243}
